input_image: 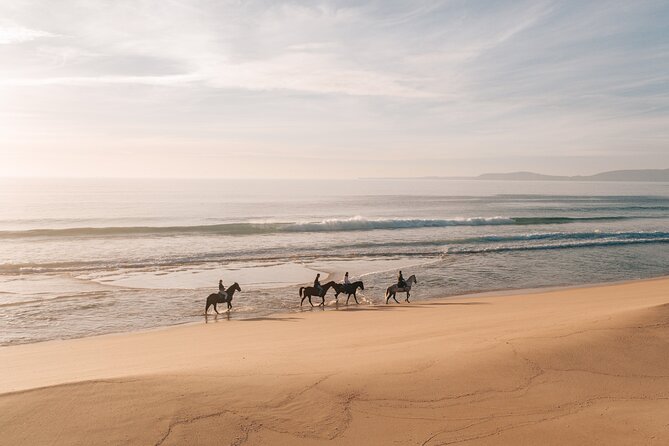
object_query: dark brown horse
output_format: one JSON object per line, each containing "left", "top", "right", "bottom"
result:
{"left": 299, "top": 280, "right": 336, "bottom": 307}
{"left": 205, "top": 282, "right": 241, "bottom": 314}
{"left": 332, "top": 281, "right": 365, "bottom": 304}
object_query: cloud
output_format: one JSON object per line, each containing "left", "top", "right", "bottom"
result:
{"left": 1, "top": 0, "right": 668, "bottom": 177}
{"left": 201, "top": 51, "right": 435, "bottom": 97}
{"left": 0, "top": 73, "right": 200, "bottom": 87}
{"left": 0, "top": 23, "right": 56, "bottom": 44}
{"left": 286, "top": 42, "right": 337, "bottom": 52}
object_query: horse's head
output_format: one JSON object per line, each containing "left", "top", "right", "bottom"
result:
{"left": 359, "top": 281, "right": 365, "bottom": 290}
{"left": 324, "top": 280, "right": 337, "bottom": 289}
{"left": 231, "top": 282, "right": 241, "bottom": 292}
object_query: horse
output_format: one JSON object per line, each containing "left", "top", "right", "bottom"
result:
{"left": 205, "top": 282, "right": 242, "bottom": 314}
{"left": 299, "top": 281, "right": 337, "bottom": 307}
{"left": 385, "top": 275, "right": 417, "bottom": 304}
{"left": 332, "top": 281, "right": 365, "bottom": 305}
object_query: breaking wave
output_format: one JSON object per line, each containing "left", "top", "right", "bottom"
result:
{"left": 2, "top": 230, "right": 668, "bottom": 276}
{"left": 0, "top": 215, "right": 634, "bottom": 238}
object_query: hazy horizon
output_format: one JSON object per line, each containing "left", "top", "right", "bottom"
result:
{"left": 2, "top": 166, "right": 669, "bottom": 181}
{"left": 2, "top": 1, "right": 669, "bottom": 179}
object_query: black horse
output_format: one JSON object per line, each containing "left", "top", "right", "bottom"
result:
{"left": 332, "top": 281, "right": 365, "bottom": 305}
{"left": 205, "top": 282, "right": 241, "bottom": 314}
{"left": 299, "top": 281, "right": 337, "bottom": 307}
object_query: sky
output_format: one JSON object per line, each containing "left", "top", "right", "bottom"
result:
{"left": 1, "top": 0, "right": 668, "bottom": 178}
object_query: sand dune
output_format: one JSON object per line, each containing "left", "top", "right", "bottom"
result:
{"left": 1, "top": 278, "right": 669, "bottom": 445}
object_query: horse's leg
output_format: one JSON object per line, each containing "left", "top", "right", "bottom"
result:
{"left": 406, "top": 291, "right": 410, "bottom": 303}
{"left": 300, "top": 295, "right": 306, "bottom": 306}
{"left": 346, "top": 294, "right": 350, "bottom": 305}
{"left": 386, "top": 293, "right": 390, "bottom": 304}
{"left": 205, "top": 301, "right": 210, "bottom": 314}
{"left": 214, "top": 303, "right": 219, "bottom": 314}
{"left": 353, "top": 292, "right": 359, "bottom": 304}
{"left": 393, "top": 293, "right": 400, "bottom": 304}
{"left": 309, "top": 296, "right": 314, "bottom": 307}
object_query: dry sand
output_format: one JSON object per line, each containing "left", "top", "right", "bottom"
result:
{"left": 1, "top": 278, "right": 669, "bottom": 445}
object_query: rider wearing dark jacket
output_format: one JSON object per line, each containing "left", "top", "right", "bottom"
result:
{"left": 397, "top": 271, "right": 406, "bottom": 289}
{"left": 314, "top": 273, "right": 323, "bottom": 295}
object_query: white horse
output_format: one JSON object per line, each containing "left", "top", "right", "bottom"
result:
{"left": 385, "top": 274, "right": 417, "bottom": 304}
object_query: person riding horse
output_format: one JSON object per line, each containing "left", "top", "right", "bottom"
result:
{"left": 314, "top": 273, "right": 323, "bottom": 296}
{"left": 397, "top": 271, "right": 407, "bottom": 290}
{"left": 218, "top": 279, "right": 227, "bottom": 298}
{"left": 344, "top": 272, "right": 351, "bottom": 286}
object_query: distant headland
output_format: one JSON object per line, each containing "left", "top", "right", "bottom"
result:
{"left": 365, "top": 168, "right": 669, "bottom": 182}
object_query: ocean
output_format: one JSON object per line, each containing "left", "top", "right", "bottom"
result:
{"left": 2, "top": 178, "right": 669, "bottom": 345}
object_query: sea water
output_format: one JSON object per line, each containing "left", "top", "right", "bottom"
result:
{"left": 1, "top": 178, "right": 668, "bottom": 345}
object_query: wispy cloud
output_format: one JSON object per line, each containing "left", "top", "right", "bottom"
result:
{"left": 0, "top": 73, "right": 200, "bottom": 87}
{"left": 0, "top": 22, "right": 55, "bottom": 44}
{"left": 1, "top": 0, "right": 668, "bottom": 177}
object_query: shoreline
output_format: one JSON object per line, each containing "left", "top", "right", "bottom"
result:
{"left": 2, "top": 275, "right": 668, "bottom": 385}
{"left": 2, "top": 276, "right": 669, "bottom": 444}
{"left": 3, "top": 273, "right": 667, "bottom": 350}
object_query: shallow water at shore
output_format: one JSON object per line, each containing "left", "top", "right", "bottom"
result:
{"left": 2, "top": 178, "right": 668, "bottom": 345}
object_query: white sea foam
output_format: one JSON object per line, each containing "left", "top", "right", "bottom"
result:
{"left": 285, "top": 216, "right": 516, "bottom": 232}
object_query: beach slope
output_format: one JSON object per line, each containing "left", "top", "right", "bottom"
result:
{"left": 2, "top": 278, "right": 669, "bottom": 445}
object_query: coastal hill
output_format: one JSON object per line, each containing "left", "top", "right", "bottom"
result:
{"left": 369, "top": 168, "right": 669, "bottom": 182}
{"left": 477, "top": 168, "right": 669, "bottom": 182}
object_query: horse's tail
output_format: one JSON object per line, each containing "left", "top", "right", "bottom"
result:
{"left": 299, "top": 287, "right": 304, "bottom": 297}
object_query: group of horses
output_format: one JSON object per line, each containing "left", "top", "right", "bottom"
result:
{"left": 205, "top": 274, "right": 418, "bottom": 314}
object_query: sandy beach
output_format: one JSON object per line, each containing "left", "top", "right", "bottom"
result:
{"left": 1, "top": 277, "right": 669, "bottom": 445}
{"left": 5, "top": 1, "right": 669, "bottom": 443}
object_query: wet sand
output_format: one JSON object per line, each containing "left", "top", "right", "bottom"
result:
{"left": 1, "top": 277, "right": 669, "bottom": 445}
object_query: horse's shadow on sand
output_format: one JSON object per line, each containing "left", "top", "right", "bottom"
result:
{"left": 296, "top": 300, "right": 492, "bottom": 313}
{"left": 205, "top": 313, "right": 300, "bottom": 323}
{"left": 204, "top": 301, "right": 490, "bottom": 324}
{"left": 239, "top": 316, "right": 301, "bottom": 322}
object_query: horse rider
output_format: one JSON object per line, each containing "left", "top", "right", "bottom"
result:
{"left": 314, "top": 273, "right": 323, "bottom": 295}
{"left": 343, "top": 272, "right": 351, "bottom": 288}
{"left": 218, "top": 279, "right": 227, "bottom": 298}
{"left": 397, "top": 270, "right": 407, "bottom": 290}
